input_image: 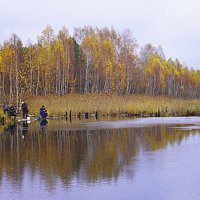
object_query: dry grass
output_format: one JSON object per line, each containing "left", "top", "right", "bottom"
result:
{"left": 27, "top": 94, "right": 200, "bottom": 117}
{"left": 0, "top": 109, "right": 3, "bottom": 117}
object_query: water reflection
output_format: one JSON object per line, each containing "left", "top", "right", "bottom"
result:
{"left": 21, "top": 121, "right": 29, "bottom": 139}
{"left": 0, "top": 122, "right": 198, "bottom": 193}
{"left": 40, "top": 118, "right": 48, "bottom": 128}
{"left": 4, "top": 123, "right": 17, "bottom": 135}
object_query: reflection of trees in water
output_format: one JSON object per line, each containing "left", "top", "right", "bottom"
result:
{"left": 143, "top": 126, "right": 195, "bottom": 151}
{"left": 0, "top": 126, "right": 198, "bottom": 190}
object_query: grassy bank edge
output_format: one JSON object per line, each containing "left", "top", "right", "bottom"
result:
{"left": 25, "top": 94, "right": 200, "bottom": 118}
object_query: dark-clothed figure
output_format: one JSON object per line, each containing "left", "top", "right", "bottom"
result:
{"left": 9, "top": 106, "right": 16, "bottom": 116}
{"left": 40, "top": 105, "right": 48, "bottom": 119}
{"left": 21, "top": 101, "right": 28, "bottom": 118}
{"left": 4, "top": 105, "right": 16, "bottom": 117}
{"left": 3, "top": 105, "right": 10, "bottom": 114}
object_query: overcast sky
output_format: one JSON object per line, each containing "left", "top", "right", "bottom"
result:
{"left": 0, "top": 0, "right": 200, "bottom": 68}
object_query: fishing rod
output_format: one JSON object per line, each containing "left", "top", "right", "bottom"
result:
{"left": 45, "top": 102, "right": 52, "bottom": 110}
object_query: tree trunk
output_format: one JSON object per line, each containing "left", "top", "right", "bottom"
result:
{"left": 84, "top": 53, "right": 90, "bottom": 93}
{"left": 15, "top": 48, "right": 19, "bottom": 112}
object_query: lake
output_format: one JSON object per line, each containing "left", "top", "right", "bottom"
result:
{"left": 0, "top": 117, "right": 200, "bottom": 200}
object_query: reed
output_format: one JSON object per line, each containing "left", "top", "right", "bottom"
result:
{"left": 27, "top": 94, "right": 200, "bottom": 117}
{"left": 0, "top": 109, "right": 3, "bottom": 116}
{"left": 0, "top": 109, "right": 5, "bottom": 126}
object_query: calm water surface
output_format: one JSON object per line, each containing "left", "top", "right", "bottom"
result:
{"left": 1, "top": 117, "right": 200, "bottom": 200}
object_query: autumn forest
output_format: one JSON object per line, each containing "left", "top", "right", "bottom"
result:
{"left": 0, "top": 26, "right": 200, "bottom": 106}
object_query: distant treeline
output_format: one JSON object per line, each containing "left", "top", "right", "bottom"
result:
{"left": 0, "top": 26, "right": 200, "bottom": 107}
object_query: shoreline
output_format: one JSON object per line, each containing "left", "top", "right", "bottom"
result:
{"left": 1, "top": 94, "right": 200, "bottom": 125}
{"left": 1, "top": 109, "right": 200, "bottom": 126}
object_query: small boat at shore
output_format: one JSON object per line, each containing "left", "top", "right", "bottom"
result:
{"left": 17, "top": 115, "right": 38, "bottom": 123}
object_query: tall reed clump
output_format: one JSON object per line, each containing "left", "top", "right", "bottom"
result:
{"left": 27, "top": 94, "right": 200, "bottom": 117}
{"left": 0, "top": 109, "right": 4, "bottom": 119}
{"left": 0, "top": 108, "right": 6, "bottom": 126}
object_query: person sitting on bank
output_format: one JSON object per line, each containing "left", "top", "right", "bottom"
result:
{"left": 40, "top": 105, "right": 48, "bottom": 118}
{"left": 9, "top": 105, "right": 16, "bottom": 116}
{"left": 21, "top": 101, "right": 28, "bottom": 118}
{"left": 3, "top": 105, "right": 10, "bottom": 114}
